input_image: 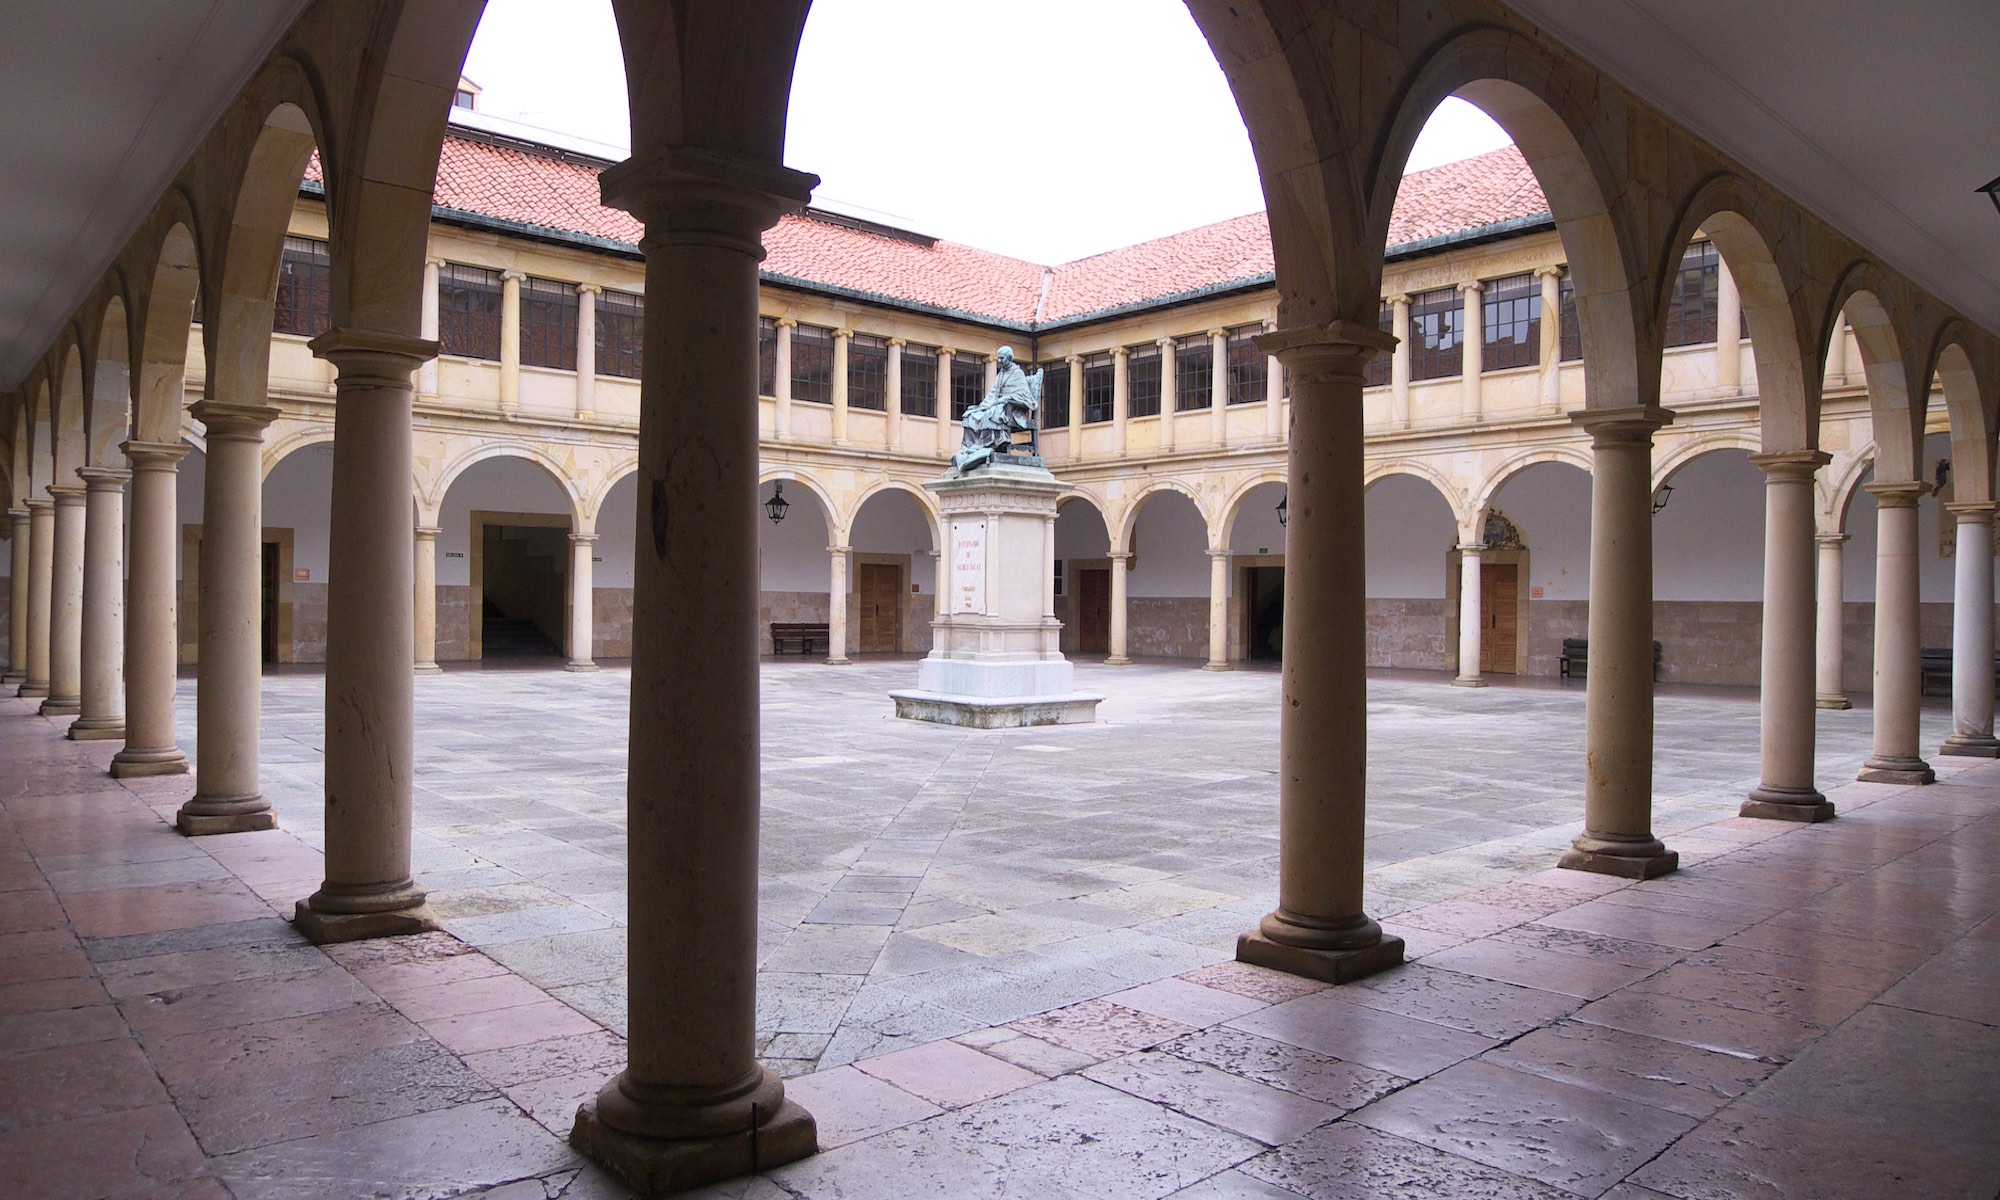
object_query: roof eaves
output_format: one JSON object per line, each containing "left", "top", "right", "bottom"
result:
{"left": 758, "top": 272, "right": 1036, "bottom": 336}
{"left": 1036, "top": 273, "right": 1277, "bottom": 332}
{"left": 1385, "top": 212, "right": 1555, "bottom": 261}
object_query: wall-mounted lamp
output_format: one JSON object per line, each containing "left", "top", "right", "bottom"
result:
{"left": 1936, "top": 458, "right": 1952, "bottom": 493}
{"left": 1652, "top": 484, "right": 1674, "bottom": 515}
{"left": 1276, "top": 494, "right": 1288, "bottom": 526}
{"left": 1980, "top": 176, "right": 2000, "bottom": 218}
{"left": 764, "top": 481, "right": 791, "bottom": 525}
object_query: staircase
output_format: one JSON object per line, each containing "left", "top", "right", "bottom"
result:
{"left": 481, "top": 600, "right": 559, "bottom": 658}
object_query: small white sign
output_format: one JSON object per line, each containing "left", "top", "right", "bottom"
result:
{"left": 951, "top": 518, "right": 987, "bottom": 614}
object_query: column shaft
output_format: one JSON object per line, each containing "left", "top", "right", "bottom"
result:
{"left": 1158, "top": 339, "right": 1177, "bottom": 453}
{"left": 826, "top": 546, "right": 851, "bottom": 665}
{"left": 568, "top": 533, "right": 598, "bottom": 672}
{"left": 831, "top": 330, "right": 850, "bottom": 445}
{"left": 1714, "top": 259, "right": 1741, "bottom": 394}
{"left": 1459, "top": 282, "right": 1483, "bottom": 421}
{"left": 1112, "top": 347, "right": 1129, "bottom": 458}
{"left": 1454, "top": 544, "right": 1486, "bottom": 687}
{"left": 1743, "top": 452, "right": 1834, "bottom": 820}
{"left": 576, "top": 284, "right": 600, "bottom": 420}
{"left": 499, "top": 270, "right": 523, "bottom": 412}
{"left": 18, "top": 500, "right": 53, "bottom": 697}
{"left": 1203, "top": 550, "right": 1230, "bottom": 671}
{"left": 1105, "top": 552, "right": 1130, "bottom": 665}
{"left": 934, "top": 349, "right": 956, "bottom": 458}
{"left": 1264, "top": 318, "right": 1283, "bottom": 440}
{"left": 1859, "top": 482, "right": 1935, "bottom": 783}
{"left": 1941, "top": 503, "right": 2000, "bottom": 756}
{"left": 1208, "top": 331, "right": 1227, "bottom": 447}
{"left": 3, "top": 509, "right": 28, "bottom": 686}
{"left": 1536, "top": 269, "right": 1562, "bottom": 413}
{"left": 416, "top": 258, "right": 440, "bottom": 397}
{"left": 40, "top": 484, "right": 85, "bottom": 716}
{"left": 112, "top": 444, "right": 189, "bottom": 776}
{"left": 774, "top": 318, "right": 794, "bottom": 442}
{"left": 414, "top": 526, "right": 442, "bottom": 675}
{"left": 1815, "top": 534, "right": 1850, "bottom": 709}
{"left": 1390, "top": 296, "right": 1412, "bottom": 428}
{"left": 69, "top": 468, "right": 131, "bottom": 738}
{"left": 1067, "top": 356, "right": 1084, "bottom": 460}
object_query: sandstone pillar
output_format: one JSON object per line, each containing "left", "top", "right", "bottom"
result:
{"left": 1207, "top": 332, "right": 1227, "bottom": 447}
{"left": 1389, "top": 296, "right": 1412, "bottom": 429}
{"left": 1112, "top": 346, "right": 1130, "bottom": 458}
{"left": 413, "top": 526, "right": 442, "bottom": 675}
{"left": 774, "top": 317, "right": 794, "bottom": 442}
{"left": 1536, "top": 268, "right": 1562, "bottom": 413}
{"left": 1742, "top": 451, "right": 1834, "bottom": 820}
{"left": 1825, "top": 315, "right": 1849, "bottom": 384}
{"left": 177, "top": 402, "right": 277, "bottom": 835}
{"left": 1714, "top": 259, "right": 1741, "bottom": 395}
{"left": 826, "top": 544, "right": 851, "bottom": 665}
{"left": 1105, "top": 551, "right": 1130, "bottom": 665}
{"left": 831, "top": 329, "right": 851, "bottom": 446}
{"left": 111, "top": 443, "right": 189, "bottom": 777}
{"left": 1264, "top": 318, "right": 1283, "bottom": 440}
{"left": 40, "top": 484, "right": 86, "bottom": 716}
{"left": 68, "top": 467, "right": 130, "bottom": 739}
{"left": 1561, "top": 405, "right": 1678, "bottom": 878}
{"left": 885, "top": 339, "right": 904, "bottom": 450}
{"left": 3, "top": 508, "right": 28, "bottom": 687}
{"left": 1067, "top": 355, "right": 1084, "bottom": 460}
{"left": 16, "top": 499, "right": 52, "bottom": 698}
{"left": 1453, "top": 543, "right": 1486, "bottom": 687}
{"left": 1459, "top": 281, "right": 1483, "bottom": 422}
{"left": 1941, "top": 502, "right": 2000, "bottom": 756}
{"left": 499, "top": 270, "right": 524, "bottom": 413}
{"left": 1815, "top": 533, "right": 1850, "bottom": 709}
{"left": 1203, "top": 549, "right": 1230, "bottom": 671}
{"left": 934, "top": 347, "right": 955, "bottom": 458}
{"left": 576, "top": 283, "right": 599, "bottom": 420}
{"left": 416, "top": 258, "right": 440, "bottom": 398}
{"left": 1157, "top": 338, "right": 1177, "bottom": 453}
{"left": 1859, "top": 481, "right": 1935, "bottom": 784}
{"left": 1237, "top": 321, "right": 1402, "bottom": 984}
{"left": 567, "top": 533, "right": 598, "bottom": 672}
{"left": 569, "top": 147, "right": 818, "bottom": 1191}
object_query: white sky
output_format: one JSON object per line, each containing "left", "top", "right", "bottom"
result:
{"left": 460, "top": 0, "right": 1512, "bottom": 264}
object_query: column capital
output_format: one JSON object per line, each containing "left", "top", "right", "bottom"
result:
{"left": 826, "top": 543, "right": 851, "bottom": 556}
{"left": 834, "top": 328, "right": 853, "bottom": 341}
{"left": 937, "top": 345, "right": 957, "bottom": 358}
{"left": 1533, "top": 265, "right": 1565, "bottom": 280}
{"left": 414, "top": 526, "right": 441, "bottom": 541}
{"left": 120, "top": 440, "right": 191, "bottom": 468}
{"left": 1815, "top": 532, "right": 1852, "bottom": 546}
{"left": 1156, "top": 336, "right": 1176, "bottom": 350}
{"left": 7, "top": 507, "right": 27, "bottom": 522}
{"left": 598, "top": 145, "right": 816, "bottom": 248}
{"left": 1945, "top": 500, "right": 1998, "bottom": 523}
{"left": 1109, "top": 551, "right": 1133, "bottom": 565}
{"left": 1207, "top": 328, "right": 1228, "bottom": 340}
{"left": 46, "top": 482, "right": 86, "bottom": 505}
{"left": 500, "top": 269, "right": 528, "bottom": 284}
{"left": 1112, "top": 346, "right": 1129, "bottom": 361}
{"left": 776, "top": 316, "right": 798, "bottom": 329}
{"left": 1865, "top": 479, "right": 1931, "bottom": 508}
{"left": 1569, "top": 404, "right": 1675, "bottom": 447}
{"left": 887, "top": 337, "right": 906, "bottom": 349}
{"left": 1208, "top": 547, "right": 1232, "bottom": 560}
{"left": 576, "top": 282, "right": 602, "bottom": 297}
{"left": 188, "top": 399, "right": 281, "bottom": 439}
{"left": 1457, "top": 279, "right": 1485, "bottom": 295}
{"left": 1458, "top": 542, "right": 1485, "bottom": 554}
{"left": 1257, "top": 321, "right": 1397, "bottom": 382}
{"left": 309, "top": 327, "right": 440, "bottom": 374}
{"left": 1386, "top": 293, "right": 1411, "bottom": 308}
{"left": 24, "top": 496, "right": 53, "bottom": 512}
{"left": 76, "top": 466, "right": 132, "bottom": 490}
{"left": 425, "top": 256, "right": 446, "bottom": 269}
{"left": 569, "top": 532, "right": 598, "bottom": 545}
{"left": 1749, "top": 449, "right": 1832, "bottom": 480}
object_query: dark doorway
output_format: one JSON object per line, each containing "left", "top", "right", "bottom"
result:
{"left": 1076, "top": 567, "right": 1110, "bottom": 654}
{"left": 1247, "top": 566, "right": 1284, "bottom": 660}
{"left": 481, "top": 524, "right": 567, "bottom": 658}
{"left": 260, "top": 541, "right": 280, "bottom": 664}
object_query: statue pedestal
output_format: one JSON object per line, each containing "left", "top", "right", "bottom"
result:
{"left": 891, "top": 463, "right": 1102, "bottom": 728}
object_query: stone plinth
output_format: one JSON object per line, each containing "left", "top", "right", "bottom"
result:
{"left": 891, "top": 462, "right": 1102, "bottom": 728}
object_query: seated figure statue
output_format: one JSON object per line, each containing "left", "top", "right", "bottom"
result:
{"left": 951, "top": 345, "right": 1043, "bottom": 474}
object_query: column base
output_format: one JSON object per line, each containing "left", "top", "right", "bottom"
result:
{"left": 1857, "top": 757, "right": 1935, "bottom": 785}
{"left": 176, "top": 793, "right": 276, "bottom": 836}
{"left": 0, "top": 670, "right": 23, "bottom": 687}
{"left": 1103, "top": 655, "right": 1130, "bottom": 666}
{"left": 110, "top": 747, "right": 189, "bottom": 777}
{"left": 1559, "top": 833, "right": 1678, "bottom": 880}
{"left": 17, "top": 680, "right": 48, "bottom": 698}
{"left": 1815, "top": 694, "right": 1852, "bottom": 710}
{"left": 824, "top": 656, "right": 851, "bottom": 666}
{"left": 565, "top": 661, "right": 600, "bottom": 673}
{"left": 1236, "top": 929, "right": 1405, "bottom": 985}
{"left": 414, "top": 662, "right": 444, "bottom": 676}
{"left": 1939, "top": 734, "right": 2000, "bottom": 758}
{"left": 39, "top": 695, "right": 80, "bottom": 716}
{"left": 293, "top": 887, "right": 440, "bottom": 945}
{"left": 66, "top": 717, "right": 125, "bottom": 741}
{"left": 1450, "top": 675, "right": 1489, "bottom": 688}
{"left": 571, "top": 1096, "right": 817, "bottom": 1197}
{"left": 1202, "top": 662, "right": 1232, "bottom": 672}
{"left": 1740, "top": 785, "right": 1836, "bottom": 823}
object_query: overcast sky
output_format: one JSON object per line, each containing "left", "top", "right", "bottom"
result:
{"left": 460, "top": 0, "right": 1511, "bottom": 263}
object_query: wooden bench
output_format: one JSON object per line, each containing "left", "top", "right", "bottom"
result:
{"left": 770, "top": 622, "right": 830, "bottom": 656}
{"left": 1559, "top": 638, "right": 1663, "bottom": 682}
{"left": 1919, "top": 647, "right": 2000, "bottom": 696}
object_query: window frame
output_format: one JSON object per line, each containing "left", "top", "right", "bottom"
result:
{"left": 900, "top": 343, "right": 938, "bottom": 417}
{"left": 1081, "top": 353, "right": 1114, "bottom": 424}
{"left": 437, "top": 263, "right": 503, "bottom": 361}
{"left": 1225, "top": 325, "right": 1267, "bottom": 405}
{"left": 1407, "top": 286, "right": 1463, "bottom": 382}
{"left": 1480, "top": 273, "right": 1541, "bottom": 373}
{"left": 596, "top": 288, "right": 644, "bottom": 379}
{"left": 949, "top": 354, "right": 984, "bottom": 421}
{"left": 520, "top": 276, "right": 578, "bottom": 371}
{"left": 272, "top": 235, "right": 331, "bottom": 338}
{"left": 791, "top": 323, "right": 835, "bottom": 404}
{"left": 1174, "top": 334, "right": 1213, "bottom": 411}
{"left": 1127, "top": 344, "right": 1162, "bottom": 418}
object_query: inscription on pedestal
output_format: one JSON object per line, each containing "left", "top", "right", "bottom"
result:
{"left": 951, "top": 518, "right": 987, "bottom": 614}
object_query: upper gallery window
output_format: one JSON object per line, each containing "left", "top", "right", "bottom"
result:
{"left": 438, "top": 263, "right": 502, "bottom": 360}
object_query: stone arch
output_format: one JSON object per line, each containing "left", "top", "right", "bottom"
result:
{"left": 88, "top": 294, "right": 133, "bottom": 467}
{"left": 1114, "top": 479, "right": 1214, "bottom": 553}
{"left": 429, "top": 443, "right": 586, "bottom": 529}
{"left": 261, "top": 426, "right": 338, "bottom": 483}
{"left": 1471, "top": 446, "right": 1594, "bottom": 521}
{"left": 1654, "top": 430, "right": 1762, "bottom": 491}
{"left": 1217, "top": 469, "right": 1290, "bottom": 549}
{"left": 1826, "top": 446, "right": 1878, "bottom": 533}
{"left": 53, "top": 342, "right": 88, "bottom": 483}
{"left": 1823, "top": 266, "right": 1923, "bottom": 482}
{"left": 1363, "top": 461, "right": 1468, "bottom": 534}
{"left": 132, "top": 211, "right": 204, "bottom": 444}
{"left": 756, "top": 466, "right": 841, "bottom": 543}
{"left": 846, "top": 477, "right": 941, "bottom": 538}
{"left": 1929, "top": 329, "right": 1994, "bottom": 505}
{"left": 26, "top": 376, "right": 53, "bottom": 496}
{"left": 584, "top": 458, "right": 643, "bottom": 529}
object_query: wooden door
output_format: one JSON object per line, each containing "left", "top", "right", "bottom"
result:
{"left": 1076, "top": 568, "right": 1110, "bottom": 654}
{"left": 857, "top": 562, "right": 901, "bottom": 653}
{"left": 1480, "top": 562, "right": 1518, "bottom": 674}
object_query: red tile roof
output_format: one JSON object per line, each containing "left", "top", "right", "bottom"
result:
{"left": 320, "top": 133, "right": 1549, "bottom": 327}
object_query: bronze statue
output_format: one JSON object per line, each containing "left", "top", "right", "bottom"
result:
{"left": 951, "top": 346, "right": 1042, "bottom": 473}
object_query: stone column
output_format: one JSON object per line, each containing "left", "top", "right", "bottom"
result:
{"left": 1815, "top": 533, "right": 1850, "bottom": 709}
{"left": 1066, "top": 355, "right": 1084, "bottom": 460}
{"left": 4, "top": 508, "right": 30, "bottom": 687}
{"left": 292, "top": 330, "right": 439, "bottom": 941}
{"left": 413, "top": 526, "right": 442, "bottom": 676}
{"left": 1453, "top": 543, "right": 1486, "bottom": 687}
{"left": 1264, "top": 317, "right": 1284, "bottom": 440}
{"left": 499, "top": 269, "right": 524, "bottom": 413}
{"left": 17, "top": 499, "right": 52, "bottom": 698}
{"left": 112, "top": 443, "right": 189, "bottom": 777}
{"left": 1157, "top": 338, "right": 1177, "bottom": 453}
{"left": 1389, "top": 295, "right": 1412, "bottom": 429}
{"left": 40, "top": 483, "right": 86, "bottom": 716}
{"left": 1112, "top": 347, "right": 1129, "bottom": 458}
{"left": 1208, "top": 331, "right": 1227, "bottom": 446}
{"left": 416, "top": 258, "right": 441, "bottom": 398}
{"left": 1859, "top": 481, "right": 1935, "bottom": 784}
{"left": 1204, "top": 549, "right": 1230, "bottom": 671}
{"left": 1941, "top": 502, "right": 2000, "bottom": 756}
{"left": 576, "top": 283, "right": 600, "bottom": 420}
{"left": 1742, "top": 451, "right": 1834, "bottom": 821}
{"left": 1459, "top": 280, "right": 1483, "bottom": 422}
{"left": 1536, "top": 268, "right": 1562, "bottom": 413}
{"left": 774, "top": 317, "right": 794, "bottom": 442}
{"left": 1106, "top": 551, "right": 1131, "bottom": 665}
{"left": 935, "top": 348, "right": 956, "bottom": 458}
{"left": 68, "top": 467, "right": 130, "bottom": 739}
{"left": 3, "top": 506, "right": 28, "bottom": 684}
{"left": 1714, "top": 258, "right": 1741, "bottom": 395}
{"left": 567, "top": 532, "right": 598, "bottom": 672}
{"left": 885, "top": 339, "right": 904, "bottom": 450}
{"left": 1825, "top": 314, "right": 1849, "bottom": 385}
{"left": 1561, "top": 405, "right": 1679, "bottom": 878}
{"left": 1236, "top": 321, "right": 1402, "bottom": 984}
{"left": 831, "top": 329, "right": 851, "bottom": 446}
{"left": 177, "top": 402, "right": 277, "bottom": 834}
{"left": 826, "top": 543, "right": 851, "bottom": 665}
{"left": 569, "top": 147, "right": 818, "bottom": 1191}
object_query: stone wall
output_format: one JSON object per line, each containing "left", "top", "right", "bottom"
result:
{"left": 1126, "top": 597, "right": 1207, "bottom": 659}
{"left": 1367, "top": 598, "right": 1449, "bottom": 670}
{"left": 593, "top": 587, "right": 633, "bottom": 659}
{"left": 288, "top": 582, "right": 329, "bottom": 663}
{"left": 437, "top": 584, "right": 472, "bottom": 662}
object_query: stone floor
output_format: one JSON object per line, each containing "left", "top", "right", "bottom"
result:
{"left": 3, "top": 659, "right": 1997, "bottom": 1198}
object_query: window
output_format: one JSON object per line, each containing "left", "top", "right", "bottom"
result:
{"left": 453, "top": 88, "right": 477, "bottom": 110}
{"left": 1041, "top": 361, "right": 1071, "bottom": 430}
{"left": 1225, "top": 325, "right": 1266, "bottom": 405}
{"left": 758, "top": 318, "right": 777, "bottom": 396}
{"left": 848, "top": 334, "right": 888, "bottom": 410}
{"left": 1363, "top": 302, "right": 1393, "bottom": 387}
{"left": 949, "top": 354, "right": 984, "bottom": 420}
{"left": 596, "top": 289, "right": 643, "bottom": 378}
{"left": 1053, "top": 559, "right": 1065, "bottom": 597}
{"left": 438, "top": 263, "right": 502, "bottom": 360}
{"left": 272, "top": 235, "right": 330, "bottom": 337}
{"left": 1082, "top": 353, "right": 1114, "bottom": 424}
{"left": 1174, "top": 334, "right": 1212, "bottom": 410}
{"left": 1481, "top": 273, "right": 1540, "bottom": 371}
{"left": 791, "top": 323, "right": 834, "bottom": 403}
{"left": 901, "top": 344, "right": 938, "bottom": 417}
{"left": 1407, "top": 286, "right": 1462, "bottom": 381}
{"left": 1127, "top": 344, "right": 1162, "bottom": 417}
{"left": 1558, "top": 274, "right": 1582, "bottom": 362}
{"left": 1663, "top": 242, "right": 1720, "bottom": 347}
{"left": 520, "top": 277, "right": 577, "bottom": 370}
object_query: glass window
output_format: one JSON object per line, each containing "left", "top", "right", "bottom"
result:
{"left": 901, "top": 344, "right": 938, "bottom": 417}
{"left": 1664, "top": 242, "right": 1720, "bottom": 347}
{"left": 791, "top": 323, "right": 834, "bottom": 404}
{"left": 1082, "top": 353, "right": 1114, "bottom": 424}
{"left": 1174, "top": 335, "right": 1212, "bottom": 411}
{"left": 848, "top": 334, "right": 888, "bottom": 411}
{"left": 1226, "top": 325, "right": 1266, "bottom": 405}
{"left": 1041, "top": 361, "right": 1071, "bottom": 430}
{"left": 520, "top": 277, "right": 577, "bottom": 370}
{"left": 438, "top": 263, "right": 502, "bottom": 360}
{"left": 1407, "top": 286, "right": 1462, "bottom": 381}
{"left": 1127, "top": 344, "right": 1162, "bottom": 418}
{"left": 1481, "top": 273, "right": 1540, "bottom": 372}
{"left": 1558, "top": 274, "right": 1582, "bottom": 362}
{"left": 272, "top": 235, "right": 330, "bottom": 338}
{"left": 949, "top": 354, "right": 984, "bottom": 420}
{"left": 758, "top": 318, "right": 777, "bottom": 396}
{"left": 596, "top": 289, "right": 643, "bottom": 379}
{"left": 1363, "top": 301, "right": 1393, "bottom": 387}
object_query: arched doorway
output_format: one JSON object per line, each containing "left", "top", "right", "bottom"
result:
{"left": 436, "top": 455, "right": 579, "bottom": 663}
